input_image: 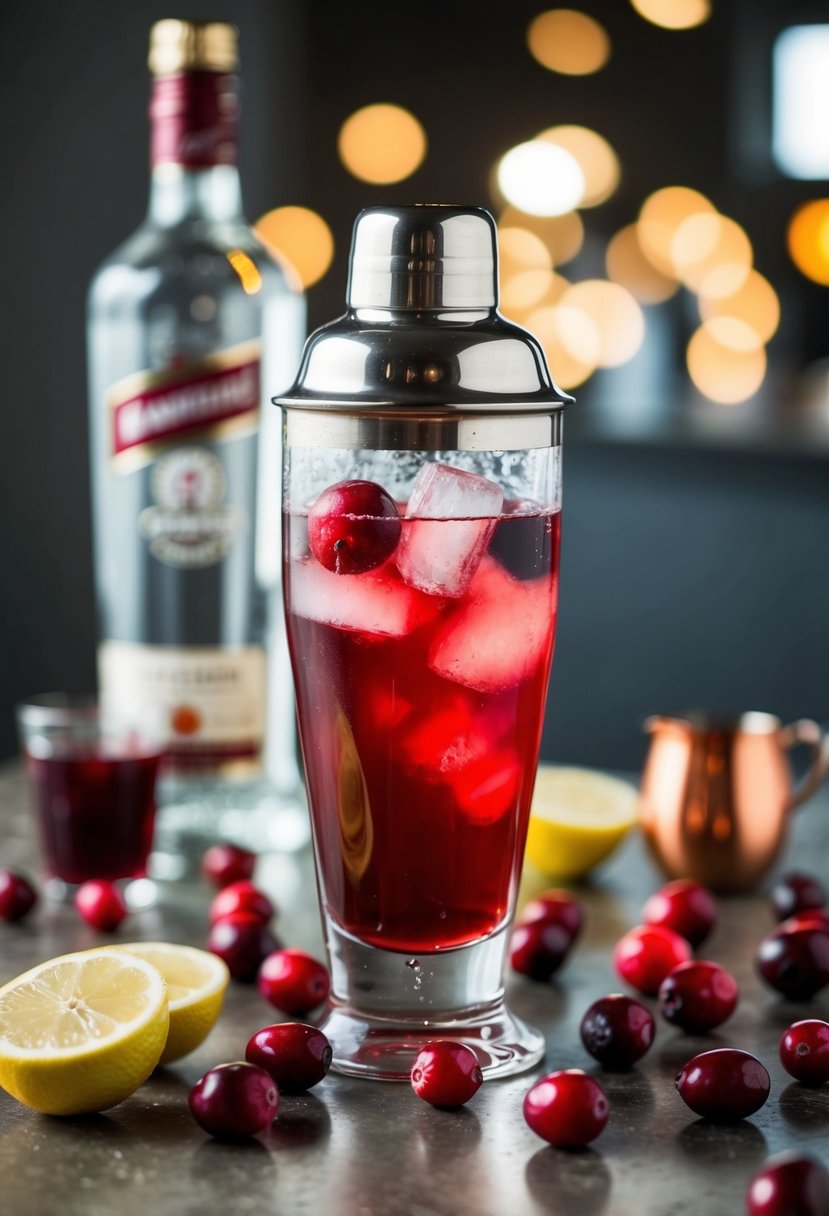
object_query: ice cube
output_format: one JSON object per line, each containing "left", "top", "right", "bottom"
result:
{"left": 449, "top": 749, "right": 522, "bottom": 825}
{"left": 397, "top": 462, "right": 504, "bottom": 598}
{"left": 428, "top": 557, "right": 556, "bottom": 692}
{"left": 400, "top": 693, "right": 480, "bottom": 775}
{"left": 289, "top": 557, "right": 441, "bottom": 638}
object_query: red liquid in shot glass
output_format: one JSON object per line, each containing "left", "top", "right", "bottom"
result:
{"left": 27, "top": 747, "right": 161, "bottom": 884}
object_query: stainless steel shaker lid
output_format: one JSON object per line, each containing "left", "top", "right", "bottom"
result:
{"left": 276, "top": 205, "right": 572, "bottom": 419}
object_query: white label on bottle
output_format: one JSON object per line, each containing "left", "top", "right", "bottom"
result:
{"left": 99, "top": 641, "right": 266, "bottom": 775}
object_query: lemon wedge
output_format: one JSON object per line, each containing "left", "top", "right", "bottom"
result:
{"left": 524, "top": 765, "right": 639, "bottom": 879}
{"left": 0, "top": 948, "right": 169, "bottom": 1115}
{"left": 115, "top": 942, "right": 229, "bottom": 1064}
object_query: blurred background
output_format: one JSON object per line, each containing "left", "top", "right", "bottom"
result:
{"left": 2, "top": 0, "right": 828, "bottom": 770}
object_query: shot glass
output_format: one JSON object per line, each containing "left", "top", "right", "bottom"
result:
{"left": 17, "top": 694, "right": 165, "bottom": 900}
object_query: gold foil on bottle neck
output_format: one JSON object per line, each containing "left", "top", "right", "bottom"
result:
{"left": 148, "top": 20, "right": 238, "bottom": 76}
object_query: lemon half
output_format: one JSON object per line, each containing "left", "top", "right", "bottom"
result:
{"left": 524, "top": 765, "right": 638, "bottom": 879}
{"left": 116, "top": 942, "right": 229, "bottom": 1063}
{"left": 0, "top": 949, "right": 169, "bottom": 1115}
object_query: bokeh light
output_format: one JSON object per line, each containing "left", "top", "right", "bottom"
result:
{"left": 337, "top": 104, "right": 427, "bottom": 184}
{"left": 629, "top": 0, "right": 711, "bottom": 31}
{"left": 499, "top": 207, "right": 585, "bottom": 266}
{"left": 254, "top": 206, "right": 334, "bottom": 288}
{"left": 699, "top": 270, "right": 780, "bottom": 346}
{"left": 560, "top": 280, "right": 646, "bottom": 367}
{"left": 606, "top": 224, "right": 678, "bottom": 303}
{"left": 500, "top": 269, "right": 556, "bottom": 313}
{"left": 498, "top": 227, "right": 553, "bottom": 274}
{"left": 638, "top": 187, "right": 715, "bottom": 276}
{"left": 497, "top": 141, "right": 585, "bottom": 216}
{"left": 525, "top": 303, "right": 599, "bottom": 389}
{"left": 687, "top": 321, "right": 767, "bottom": 404}
{"left": 527, "top": 9, "right": 611, "bottom": 76}
{"left": 787, "top": 198, "right": 829, "bottom": 285}
{"left": 670, "top": 213, "right": 753, "bottom": 297}
{"left": 538, "top": 126, "right": 620, "bottom": 208}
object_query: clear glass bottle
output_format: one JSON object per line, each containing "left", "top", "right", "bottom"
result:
{"left": 86, "top": 20, "right": 307, "bottom": 872}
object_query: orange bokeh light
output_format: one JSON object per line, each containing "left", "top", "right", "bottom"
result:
{"left": 527, "top": 9, "right": 611, "bottom": 76}
{"left": 606, "top": 224, "right": 678, "bottom": 304}
{"left": 787, "top": 199, "right": 829, "bottom": 286}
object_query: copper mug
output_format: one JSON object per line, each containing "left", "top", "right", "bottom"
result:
{"left": 639, "top": 713, "right": 829, "bottom": 893}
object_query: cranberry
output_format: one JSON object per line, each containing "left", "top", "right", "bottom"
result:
{"left": 579, "top": 994, "right": 655, "bottom": 1069}
{"left": 201, "top": 844, "right": 256, "bottom": 889}
{"left": 658, "top": 960, "right": 739, "bottom": 1033}
{"left": 209, "top": 880, "right": 274, "bottom": 926}
{"left": 757, "top": 925, "right": 829, "bottom": 1000}
{"left": 188, "top": 1061, "right": 279, "bottom": 1139}
{"left": 74, "top": 879, "right": 128, "bottom": 931}
{"left": 308, "top": 480, "right": 401, "bottom": 575}
{"left": 519, "top": 889, "right": 583, "bottom": 940}
{"left": 246, "top": 1022, "right": 332, "bottom": 1092}
{"left": 782, "top": 909, "right": 829, "bottom": 934}
{"left": 675, "top": 1048, "right": 770, "bottom": 1121}
{"left": 410, "top": 1041, "right": 483, "bottom": 1107}
{"left": 257, "top": 948, "right": 330, "bottom": 1014}
{"left": 523, "top": 1069, "right": 609, "bottom": 1148}
{"left": 613, "top": 924, "right": 692, "bottom": 996}
{"left": 771, "top": 872, "right": 826, "bottom": 923}
{"left": 208, "top": 913, "right": 279, "bottom": 982}
{"left": 746, "top": 1151, "right": 829, "bottom": 1216}
{"left": 779, "top": 1019, "right": 829, "bottom": 1085}
{"left": 0, "top": 869, "right": 37, "bottom": 922}
{"left": 510, "top": 918, "right": 575, "bottom": 981}
{"left": 642, "top": 878, "right": 717, "bottom": 948}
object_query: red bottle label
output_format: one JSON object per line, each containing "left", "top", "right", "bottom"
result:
{"left": 107, "top": 340, "right": 261, "bottom": 472}
{"left": 150, "top": 72, "right": 239, "bottom": 168}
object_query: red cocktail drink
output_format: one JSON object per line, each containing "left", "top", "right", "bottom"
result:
{"left": 285, "top": 505, "right": 560, "bottom": 953}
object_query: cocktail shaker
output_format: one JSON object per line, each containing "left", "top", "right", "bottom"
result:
{"left": 277, "top": 205, "right": 570, "bottom": 1078}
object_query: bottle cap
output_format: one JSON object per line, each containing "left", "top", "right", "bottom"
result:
{"left": 149, "top": 20, "right": 238, "bottom": 76}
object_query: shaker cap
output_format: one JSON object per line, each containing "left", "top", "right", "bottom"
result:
{"left": 347, "top": 205, "right": 498, "bottom": 310}
{"left": 276, "top": 204, "right": 572, "bottom": 443}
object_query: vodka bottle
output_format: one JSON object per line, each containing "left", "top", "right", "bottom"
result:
{"left": 87, "top": 20, "right": 306, "bottom": 870}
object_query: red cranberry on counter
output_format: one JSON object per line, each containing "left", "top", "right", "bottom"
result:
{"left": 642, "top": 878, "right": 717, "bottom": 948}
{"left": 613, "top": 924, "right": 692, "bottom": 996}
{"left": 0, "top": 869, "right": 38, "bottom": 922}
{"left": 308, "top": 480, "right": 402, "bottom": 575}
{"left": 779, "top": 1019, "right": 829, "bottom": 1085}
{"left": 257, "top": 948, "right": 330, "bottom": 1015}
{"left": 524, "top": 1070, "right": 609, "bottom": 1148}
{"left": 771, "top": 872, "right": 826, "bottom": 923}
{"left": 519, "top": 890, "right": 583, "bottom": 941}
{"left": 510, "top": 918, "right": 576, "bottom": 982}
{"left": 674, "top": 1048, "right": 770, "bottom": 1121}
{"left": 756, "top": 926, "right": 829, "bottom": 1000}
{"left": 209, "top": 880, "right": 274, "bottom": 926}
{"left": 189, "top": 1062, "right": 279, "bottom": 1139}
{"left": 246, "top": 1022, "right": 332, "bottom": 1092}
{"left": 201, "top": 844, "right": 256, "bottom": 889}
{"left": 781, "top": 909, "right": 829, "bottom": 934}
{"left": 411, "top": 1041, "right": 483, "bottom": 1108}
{"left": 580, "top": 994, "right": 655, "bottom": 1069}
{"left": 208, "top": 913, "right": 279, "bottom": 983}
{"left": 74, "top": 879, "right": 128, "bottom": 932}
{"left": 746, "top": 1151, "right": 829, "bottom": 1216}
{"left": 658, "top": 960, "right": 739, "bottom": 1034}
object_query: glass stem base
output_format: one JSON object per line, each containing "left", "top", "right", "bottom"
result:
{"left": 318, "top": 921, "right": 544, "bottom": 1081}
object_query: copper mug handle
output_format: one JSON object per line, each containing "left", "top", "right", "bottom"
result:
{"left": 781, "top": 719, "right": 829, "bottom": 811}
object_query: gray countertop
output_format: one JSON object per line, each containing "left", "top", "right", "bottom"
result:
{"left": 1, "top": 762, "right": 828, "bottom": 1216}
